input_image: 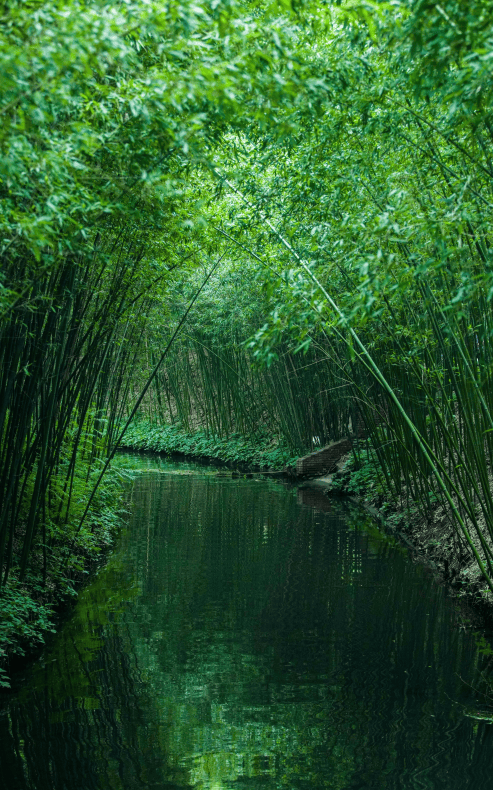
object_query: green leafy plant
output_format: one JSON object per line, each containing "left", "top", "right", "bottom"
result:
{"left": 122, "top": 420, "right": 300, "bottom": 471}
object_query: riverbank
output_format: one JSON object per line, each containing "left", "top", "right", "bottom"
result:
{"left": 310, "top": 445, "right": 493, "bottom": 631}
{"left": 0, "top": 461, "right": 135, "bottom": 690}
{"left": 119, "top": 422, "right": 493, "bottom": 621}
{"left": 120, "top": 420, "right": 301, "bottom": 471}
{"left": 0, "top": 423, "right": 299, "bottom": 691}
{"left": 4, "top": 428, "right": 492, "bottom": 693}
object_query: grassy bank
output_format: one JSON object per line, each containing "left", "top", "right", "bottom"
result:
{"left": 121, "top": 420, "right": 301, "bottom": 471}
{"left": 0, "top": 460, "right": 135, "bottom": 690}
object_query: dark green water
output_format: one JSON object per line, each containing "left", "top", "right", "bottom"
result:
{"left": 2, "top": 456, "right": 493, "bottom": 790}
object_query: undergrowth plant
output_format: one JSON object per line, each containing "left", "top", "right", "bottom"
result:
{"left": 122, "top": 420, "right": 300, "bottom": 471}
{"left": 0, "top": 457, "right": 134, "bottom": 687}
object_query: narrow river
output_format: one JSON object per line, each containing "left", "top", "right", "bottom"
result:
{"left": 2, "top": 455, "right": 493, "bottom": 789}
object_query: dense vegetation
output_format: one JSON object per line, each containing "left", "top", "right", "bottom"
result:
{"left": 3, "top": 0, "right": 493, "bottom": 681}
{"left": 122, "top": 421, "right": 299, "bottom": 470}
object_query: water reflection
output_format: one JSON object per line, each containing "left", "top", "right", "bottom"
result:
{"left": 2, "top": 458, "right": 493, "bottom": 789}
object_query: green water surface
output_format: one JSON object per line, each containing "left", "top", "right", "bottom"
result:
{"left": 1, "top": 455, "right": 493, "bottom": 789}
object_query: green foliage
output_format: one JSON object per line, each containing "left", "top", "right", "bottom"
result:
{"left": 4, "top": 0, "right": 493, "bottom": 677}
{"left": 474, "top": 632, "right": 493, "bottom": 658}
{"left": 123, "top": 420, "right": 300, "bottom": 470}
{"left": 342, "top": 448, "right": 387, "bottom": 500}
{"left": 0, "top": 454, "right": 133, "bottom": 688}
{"left": 0, "top": 584, "right": 56, "bottom": 687}
{"left": 196, "top": 0, "right": 493, "bottom": 595}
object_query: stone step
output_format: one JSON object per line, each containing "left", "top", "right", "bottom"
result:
{"left": 296, "top": 438, "right": 353, "bottom": 477}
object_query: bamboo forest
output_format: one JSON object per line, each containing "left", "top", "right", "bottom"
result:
{"left": 4, "top": 1, "right": 493, "bottom": 788}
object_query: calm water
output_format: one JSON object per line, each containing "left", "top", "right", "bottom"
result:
{"left": 2, "top": 455, "right": 493, "bottom": 790}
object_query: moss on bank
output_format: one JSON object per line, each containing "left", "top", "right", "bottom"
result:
{"left": 121, "top": 420, "right": 301, "bottom": 471}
